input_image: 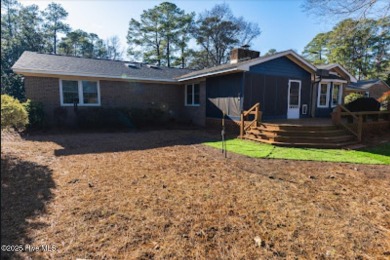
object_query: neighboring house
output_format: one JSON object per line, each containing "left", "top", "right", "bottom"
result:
{"left": 11, "top": 48, "right": 358, "bottom": 127}
{"left": 346, "top": 79, "right": 390, "bottom": 100}
{"left": 315, "top": 64, "right": 357, "bottom": 117}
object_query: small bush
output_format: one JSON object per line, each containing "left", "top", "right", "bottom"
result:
{"left": 345, "top": 93, "right": 364, "bottom": 104}
{"left": 23, "top": 100, "right": 46, "bottom": 129}
{"left": 345, "top": 97, "right": 380, "bottom": 112}
{"left": 75, "top": 107, "right": 165, "bottom": 130}
{"left": 53, "top": 107, "right": 68, "bottom": 127}
{"left": 1, "top": 94, "right": 28, "bottom": 131}
{"left": 76, "top": 108, "right": 134, "bottom": 130}
{"left": 128, "top": 107, "right": 165, "bottom": 127}
{"left": 378, "top": 91, "right": 390, "bottom": 110}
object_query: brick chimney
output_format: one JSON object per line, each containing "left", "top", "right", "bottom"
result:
{"left": 230, "top": 45, "right": 260, "bottom": 64}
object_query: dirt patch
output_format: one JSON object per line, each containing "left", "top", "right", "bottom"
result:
{"left": 1, "top": 130, "right": 389, "bottom": 259}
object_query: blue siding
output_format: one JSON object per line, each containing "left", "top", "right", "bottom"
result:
{"left": 249, "top": 56, "right": 311, "bottom": 78}
{"left": 206, "top": 73, "right": 243, "bottom": 118}
{"left": 205, "top": 56, "right": 314, "bottom": 121}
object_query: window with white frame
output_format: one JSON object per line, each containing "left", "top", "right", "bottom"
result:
{"left": 317, "top": 83, "right": 330, "bottom": 108}
{"left": 185, "top": 83, "right": 200, "bottom": 106}
{"left": 60, "top": 80, "right": 100, "bottom": 106}
{"left": 331, "top": 84, "right": 342, "bottom": 107}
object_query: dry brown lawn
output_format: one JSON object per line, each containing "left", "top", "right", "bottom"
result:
{"left": 1, "top": 130, "right": 390, "bottom": 259}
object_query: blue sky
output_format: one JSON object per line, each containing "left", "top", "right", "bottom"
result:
{"left": 20, "top": 0, "right": 338, "bottom": 58}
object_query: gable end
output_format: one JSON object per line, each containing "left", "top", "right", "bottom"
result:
{"left": 249, "top": 56, "right": 311, "bottom": 78}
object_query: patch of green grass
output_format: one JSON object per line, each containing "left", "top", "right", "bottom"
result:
{"left": 204, "top": 139, "right": 390, "bottom": 165}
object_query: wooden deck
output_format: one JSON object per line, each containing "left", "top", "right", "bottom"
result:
{"left": 244, "top": 122, "right": 357, "bottom": 148}
{"left": 239, "top": 106, "right": 358, "bottom": 148}
{"left": 263, "top": 118, "right": 334, "bottom": 126}
{"left": 240, "top": 104, "right": 389, "bottom": 148}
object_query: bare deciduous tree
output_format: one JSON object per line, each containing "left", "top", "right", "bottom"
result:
{"left": 302, "top": 0, "right": 390, "bottom": 20}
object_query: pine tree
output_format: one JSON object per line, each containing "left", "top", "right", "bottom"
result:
{"left": 43, "top": 2, "right": 70, "bottom": 54}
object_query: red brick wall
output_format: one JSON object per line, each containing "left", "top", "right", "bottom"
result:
{"left": 181, "top": 81, "right": 206, "bottom": 126}
{"left": 369, "top": 84, "right": 390, "bottom": 100}
{"left": 100, "top": 80, "right": 183, "bottom": 120}
{"left": 24, "top": 76, "right": 207, "bottom": 126}
{"left": 24, "top": 77, "right": 61, "bottom": 122}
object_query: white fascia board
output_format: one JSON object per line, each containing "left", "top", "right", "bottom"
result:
{"left": 12, "top": 68, "right": 178, "bottom": 83}
{"left": 238, "top": 50, "right": 317, "bottom": 72}
{"left": 320, "top": 79, "right": 348, "bottom": 84}
{"left": 177, "top": 68, "right": 241, "bottom": 82}
{"left": 326, "top": 64, "right": 357, "bottom": 83}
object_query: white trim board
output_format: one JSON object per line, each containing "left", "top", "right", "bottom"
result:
{"left": 322, "top": 64, "right": 357, "bottom": 83}
{"left": 239, "top": 50, "right": 317, "bottom": 72}
{"left": 184, "top": 83, "right": 200, "bottom": 106}
{"left": 13, "top": 68, "right": 178, "bottom": 83}
{"left": 317, "top": 82, "right": 331, "bottom": 108}
{"left": 319, "top": 79, "right": 348, "bottom": 84}
{"left": 331, "top": 83, "right": 343, "bottom": 108}
{"left": 178, "top": 68, "right": 241, "bottom": 82}
{"left": 287, "top": 79, "right": 302, "bottom": 119}
{"left": 59, "top": 79, "right": 101, "bottom": 107}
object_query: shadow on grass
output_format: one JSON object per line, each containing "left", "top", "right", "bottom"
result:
{"left": 1, "top": 155, "right": 55, "bottom": 259}
{"left": 361, "top": 142, "right": 390, "bottom": 157}
{"left": 24, "top": 128, "right": 225, "bottom": 157}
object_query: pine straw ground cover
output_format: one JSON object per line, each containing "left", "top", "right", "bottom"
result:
{"left": 1, "top": 130, "right": 390, "bottom": 259}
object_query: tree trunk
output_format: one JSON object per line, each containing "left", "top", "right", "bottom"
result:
{"left": 54, "top": 29, "right": 57, "bottom": 54}
{"left": 167, "top": 36, "right": 170, "bottom": 67}
{"left": 181, "top": 46, "right": 185, "bottom": 68}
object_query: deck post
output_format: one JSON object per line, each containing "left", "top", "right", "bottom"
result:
{"left": 240, "top": 113, "right": 244, "bottom": 139}
{"left": 258, "top": 103, "right": 262, "bottom": 123}
{"left": 331, "top": 106, "right": 341, "bottom": 125}
{"left": 357, "top": 114, "right": 363, "bottom": 142}
{"left": 255, "top": 105, "right": 259, "bottom": 127}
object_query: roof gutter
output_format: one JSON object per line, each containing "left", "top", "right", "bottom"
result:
{"left": 318, "top": 79, "right": 348, "bottom": 84}
{"left": 177, "top": 68, "right": 241, "bottom": 82}
{"left": 12, "top": 68, "right": 178, "bottom": 83}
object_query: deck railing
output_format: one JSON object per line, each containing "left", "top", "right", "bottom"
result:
{"left": 332, "top": 105, "right": 390, "bottom": 142}
{"left": 240, "top": 103, "right": 261, "bottom": 138}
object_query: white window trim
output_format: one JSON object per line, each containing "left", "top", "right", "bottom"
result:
{"left": 331, "top": 83, "right": 343, "bottom": 108}
{"left": 184, "top": 83, "right": 200, "bottom": 107}
{"left": 59, "top": 79, "right": 101, "bottom": 106}
{"left": 317, "top": 82, "right": 330, "bottom": 108}
{"left": 287, "top": 79, "right": 301, "bottom": 108}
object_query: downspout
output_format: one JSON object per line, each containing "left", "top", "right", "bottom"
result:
{"left": 311, "top": 73, "right": 322, "bottom": 117}
{"left": 241, "top": 72, "right": 245, "bottom": 112}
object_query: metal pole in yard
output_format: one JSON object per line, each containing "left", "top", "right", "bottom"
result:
{"left": 221, "top": 112, "right": 227, "bottom": 158}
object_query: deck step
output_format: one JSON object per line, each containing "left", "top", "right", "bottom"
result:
{"left": 246, "top": 132, "right": 356, "bottom": 144}
{"left": 248, "top": 128, "right": 349, "bottom": 137}
{"left": 243, "top": 122, "right": 358, "bottom": 148}
{"left": 243, "top": 135, "right": 358, "bottom": 149}
{"left": 258, "top": 123, "right": 339, "bottom": 132}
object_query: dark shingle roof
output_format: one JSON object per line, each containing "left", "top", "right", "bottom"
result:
{"left": 175, "top": 61, "right": 243, "bottom": 80}
{"left": 316, "top": 63, "right": 358, "bottom": 83}
{"left": 348, "top": 79, "right": 390, "bottom": 90}
{"left": 176, "top": 50, "right": 297, "bottom": 80}
{"left": 12, "top": 51, "right": 193, "bottom": 82}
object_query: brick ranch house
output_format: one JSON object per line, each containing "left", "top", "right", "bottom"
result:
{"left": 12, "top": 48, "right": 358, "bottom": 129}
{"left": 345, "top": 79, "right": 390, "bottom": 100}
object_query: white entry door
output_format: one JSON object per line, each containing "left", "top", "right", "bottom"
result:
{"left": 287, "top": 80, "right": 301, "bottom": 119}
